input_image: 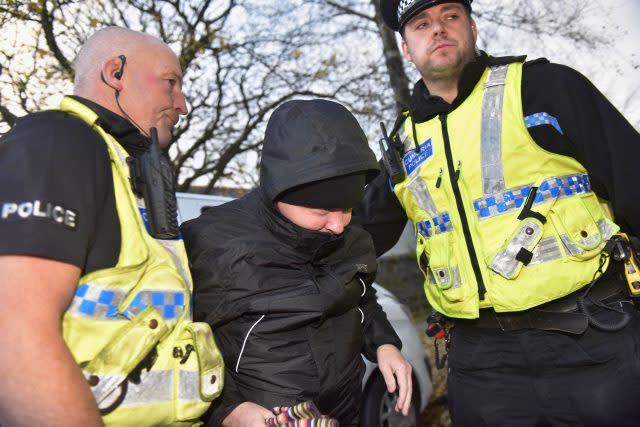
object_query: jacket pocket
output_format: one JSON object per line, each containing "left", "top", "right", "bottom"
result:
{"left": 549, "top": 194, "right": 617, "bottom": 260}
{"left": 173, "top": 322, "right": 225, "bottom": 421}
{"left": 417, "top": 231, "right": 466, "bottom": 304}
{"left": 82, "top": 307, "right": 170, "bottom": 409}
{"left": 488, "top": 218, "right": 545, "bottom": 279}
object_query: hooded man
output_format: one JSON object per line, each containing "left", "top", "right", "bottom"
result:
{"left": 182, "top": 99, "right": 412, "bottom": 427}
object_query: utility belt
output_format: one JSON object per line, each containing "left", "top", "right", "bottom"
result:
{"left": 426, "top": 234, "right": 640, "bottom": 369}
{"left": 455, "top": 272, "right": 628, "bottom": 334}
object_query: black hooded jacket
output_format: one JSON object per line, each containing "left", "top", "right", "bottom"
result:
{"left": 182, "top": 100, "right": 401, "bottom": 426}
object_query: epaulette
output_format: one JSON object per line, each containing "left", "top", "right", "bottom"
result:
{"left": 488, "top": 54, "right": 527, "bottom": 66}
{"left": 523, "top": 57, "right": 550, "bottom": 68}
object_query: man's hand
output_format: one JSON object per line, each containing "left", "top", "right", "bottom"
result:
{"left": 0, "top": 255, "right": 103, "bottom": 427}
{"left": 376, "top": 343, "right": 413, "bottom": 416}
{"left": 222, "top": 401, "right": 274, "bottom": 427}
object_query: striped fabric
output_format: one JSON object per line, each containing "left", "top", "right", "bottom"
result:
{"left": 266, "top": 401, "right": 339, "bottom": 427}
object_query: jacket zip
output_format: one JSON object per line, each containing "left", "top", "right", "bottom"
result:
{"left": 235, "top": 314, "right": 265, "bottom": 373}
{"left": 439, "top": 114, "right": 487, "bottom": 300}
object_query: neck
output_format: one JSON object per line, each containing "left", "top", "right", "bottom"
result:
{"left": 424, "top": 77, "right": 459, "bottom": 104}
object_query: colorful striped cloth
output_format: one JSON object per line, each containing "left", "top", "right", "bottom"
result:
{"left": 266, "top": 401, "right": 339, "bottom": 427}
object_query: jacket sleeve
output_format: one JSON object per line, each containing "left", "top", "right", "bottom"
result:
{"left": 353, "top": 163, "right": 408, "bottom": 257}
{"left": 359, "top": 274, "right": 402, "bottom": 362}
{"left": 522, "top": 61, "right": 640, "bottom": 236}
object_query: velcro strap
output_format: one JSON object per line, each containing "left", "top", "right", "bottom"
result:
{"left": 517, "top": 186, "right": 547, "bottom": 224}
{"left": 516, "top": 248, "right": 534, "bottom": 265}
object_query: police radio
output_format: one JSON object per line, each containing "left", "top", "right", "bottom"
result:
{"left": 378, "top": 122, "right": 405, "bottom": 185}
{"left": 128, "top": 127, "right": 180, "bottom": 239}
{"left": 611, "top": 233, "right": 640, "bottom": 296}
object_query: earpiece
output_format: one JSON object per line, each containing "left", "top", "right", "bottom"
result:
{"left": 114, "top": 54, "right": 126, "bottom": 80}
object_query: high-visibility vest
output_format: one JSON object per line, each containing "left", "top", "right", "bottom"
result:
{"left": 59, "top": 97, "right": 223, "bottom": 426}
{"left": 392, "top": 61, "right": 618, "bottom": 318}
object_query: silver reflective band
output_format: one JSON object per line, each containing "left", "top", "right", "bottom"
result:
{"left": 560, "top": 219, "right": 616, "bottom": 257}
{"left": 429, "top": 266, "right": 461, "bottom": 289}
{"left": 489, "top": 220, "right": 542, "bottom": 279}
{"left": 529, "top": 237, "right": 563, "bottom": 265}
{"left": 87, "top": 369, "right": 206, "bottom": 409}
{"left": 85, "top": 371, "right": 127, "bottom": 405}
{"left": 407, "top": 172, "right": 438, "bottom": 217}
{"left": 481, "top": 65, "right": 508, "bottom": 195}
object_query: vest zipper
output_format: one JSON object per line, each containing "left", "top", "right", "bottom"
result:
{"left": 438, "top": 114, "right": 487, "bottom": 300}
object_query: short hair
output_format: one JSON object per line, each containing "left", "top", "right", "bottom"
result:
{"left": 73, "top": 26, "right": 161, "bottom": 91}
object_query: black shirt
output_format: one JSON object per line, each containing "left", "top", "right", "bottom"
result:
{"left": 0, "top": 96, "right": 149, "bottom": 275}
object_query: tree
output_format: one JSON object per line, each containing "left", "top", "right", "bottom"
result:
{"left": 1, "top": 0, "right": 636, "bottom": 192}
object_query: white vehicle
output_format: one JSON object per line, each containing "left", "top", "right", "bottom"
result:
{"left": 176, "top": 192, "right": 432, "bottom": 427}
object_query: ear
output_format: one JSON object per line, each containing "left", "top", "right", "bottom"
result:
{"left": 401, "top": 38, "right": 413, "bottom": 63}
{"left": 100, "top": 56, "right": 124, "bottom": 91}
{"left": 470, "top": 18, "right": 477, "bottom": 43}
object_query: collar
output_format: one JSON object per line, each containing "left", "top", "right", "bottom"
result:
{"left": 407, "top": 51, "right": 526, "bottom": 123}
{"left": 257, "top": 188, "right": 344, "bottom": 260}
{"left": 68, "top": 95, "right": 151, "bottom": 157}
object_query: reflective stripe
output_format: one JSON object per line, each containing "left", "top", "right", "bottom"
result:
{"left": 429, "top": 266, "right": 461, "bottom": 289}
{"left": 235, "top": 314, "right": 264, "bottom": 373}
{"left": 406, "top": 172, "right": 437, "bottom": 217}
{"left": 525, "top": 112, "right": 563, "bottom": 134}
{"left": 178, "top": 369, "right": 199, "bottom": 401}
{"left": 474, "top": 173, "right": 591, "bottom": 220}
{"left": 489, "top": 220, "right": 543, "bottom": 279}
{"left": 481, "top": 65, "right": 508, "bottom": 195}
{"left": 358, "top": 277, "right": 366, "bottom": 296}
{"left": 87, "top": 368, "right": 207, "bottom": 409}
{"left": 529, "top": 237, "right": 563, "bottom": 265}
{"left": 416, "top": 212, "right": 452, "bottom": 239}
{"left": 560, "top": 219, "right": 616, "bottom": 256}
{"left": 68, "top": 282, "right": 186, "bottom": 320}
{"left": 85, "top": 371, "right": 127, "bottom": 404}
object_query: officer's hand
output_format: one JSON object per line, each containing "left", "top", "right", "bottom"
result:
{"left": 376, "top": 343, "right": 413, "bottom": 416}
{"left": 222, "top": 401, "right": 273, "bottom": 427}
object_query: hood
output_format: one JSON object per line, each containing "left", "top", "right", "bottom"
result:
{"left": 260, "top": 99, "right": 379, "bottom": 202}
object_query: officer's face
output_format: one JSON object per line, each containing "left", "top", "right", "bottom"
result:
{"left": 276, "top": 201, "right": 352, "bottom": 235}
{"left": 118, "top": 42, "right": 188, "bottom": 148}
{"left": 401, "top": 3, "right": 477, "bottom": 84}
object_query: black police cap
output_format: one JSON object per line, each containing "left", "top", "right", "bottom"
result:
{"left": 381, "top": 0, "right": 472, "bottom": 32}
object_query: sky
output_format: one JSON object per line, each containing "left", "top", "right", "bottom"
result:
{"left": 557, "top": 0, "right": 639, "bottom": 127}
{"left": 473, "top": 0, "right": 639, "bottom": 129}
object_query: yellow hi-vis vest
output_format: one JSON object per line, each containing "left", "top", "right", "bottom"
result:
{"left": 393, "top": 61, "right": 619, "bottom": 319}
{"left": 58, "top": 97, "right": 223, "bottom": 426}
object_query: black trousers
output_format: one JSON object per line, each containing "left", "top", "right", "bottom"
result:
{"left": 447, "top": 303, "right": 640, "bottom": 426}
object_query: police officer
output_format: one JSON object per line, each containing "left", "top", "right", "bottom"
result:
{"left": 356, "top": 1, "right": 640, "bottom": 425}
{"left": 0, "top": 27, "right": 223, "bottom": 426}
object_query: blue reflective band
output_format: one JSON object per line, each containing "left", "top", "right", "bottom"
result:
{"left": 474, "top": 174, "right": 591, "bottom": 219}
{"left": 68, "top": 283, "right": 187, "bottom": 320}
{"left": 403, "top": 138, "right": 433, "bottom": 175}
{"left": 416, "top": 212, "right": 452, "bottom": 239}
{"left": 139, "top": 207, "right": 150, "bottom": 233}
{"left": 524, "top": 112, "right": 563, "bottom": 134}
